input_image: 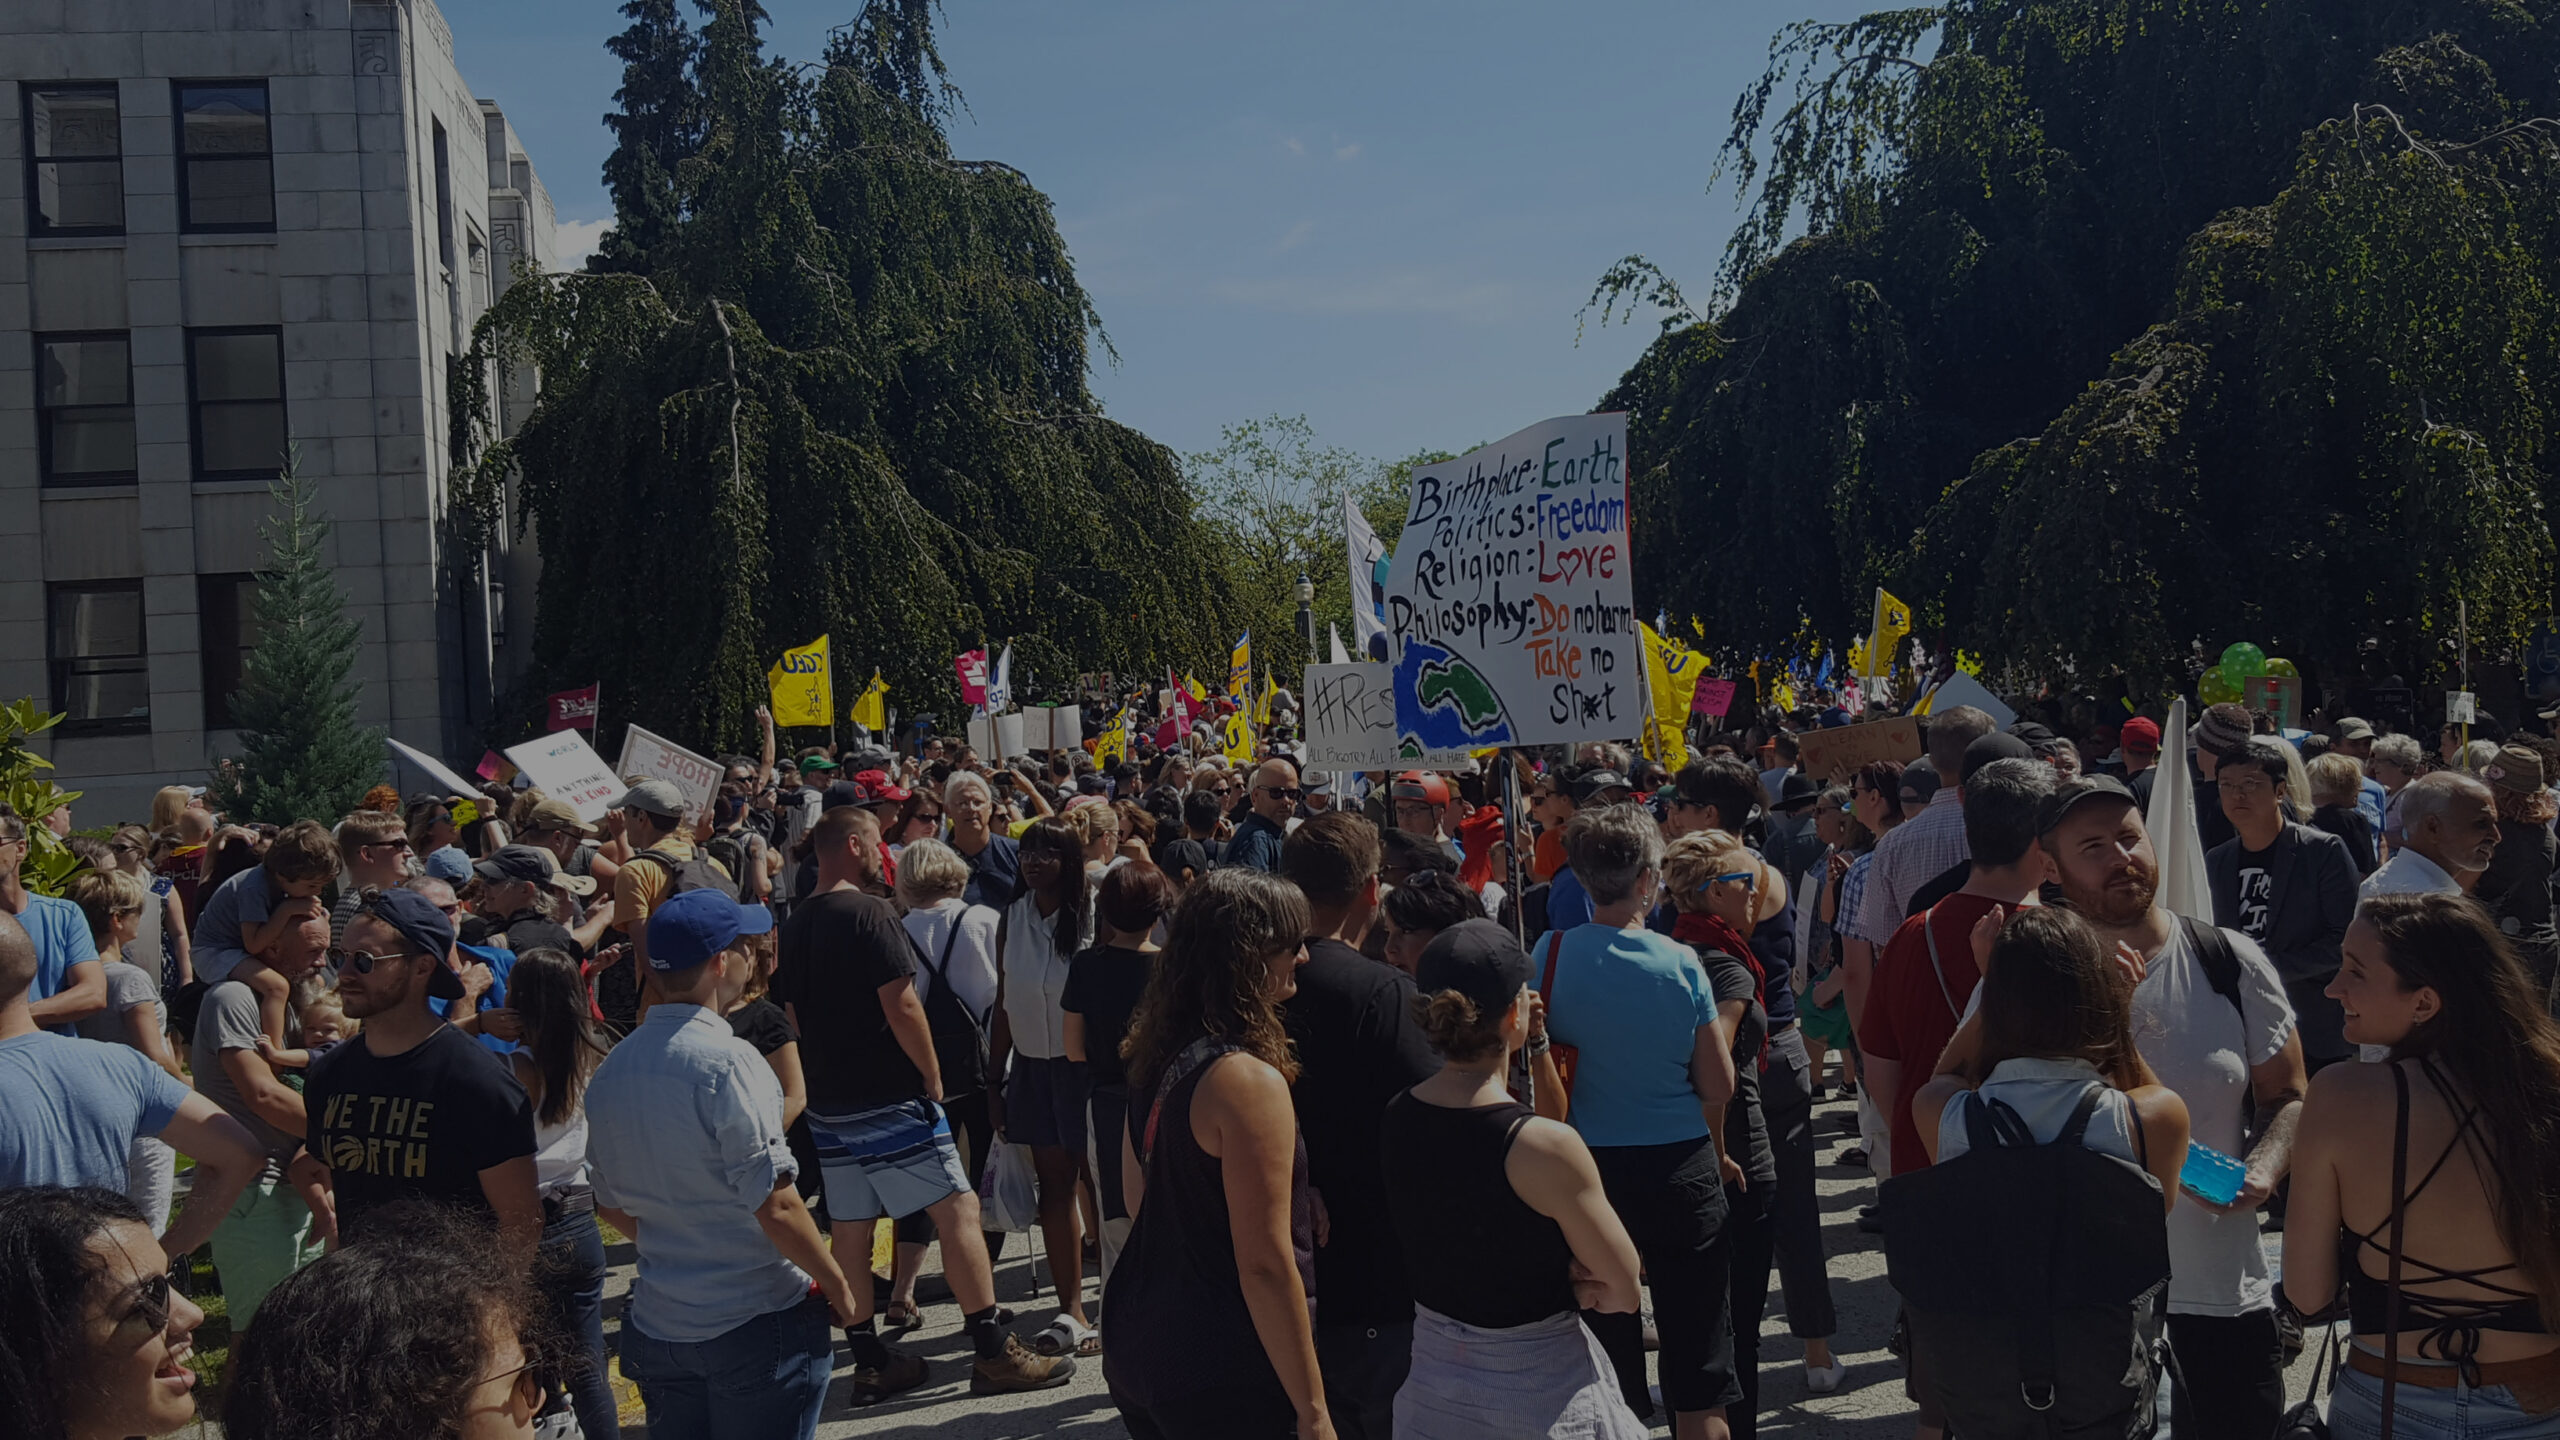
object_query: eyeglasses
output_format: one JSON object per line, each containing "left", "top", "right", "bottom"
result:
{"left": 1260, "top": 787, "right": 1303, "bottom": 801}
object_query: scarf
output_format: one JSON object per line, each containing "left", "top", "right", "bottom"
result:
{"left": 1674, "top": 909, "right": 1769, "bottom": 1068}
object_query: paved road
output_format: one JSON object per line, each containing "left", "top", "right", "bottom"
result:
{"left": 585, "top": 1088, "right": 2325, "bottom": 1438}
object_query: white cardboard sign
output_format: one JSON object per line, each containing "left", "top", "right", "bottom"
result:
{"left": 504, "top": 730, "right": 622, "bottom": 822}
{"left": 616, "top": 724, "right": 722, "bottom": 829}
{"left": 1302, "top": 662, "right": 1470, "bottom": 771}
{"left": 387, "top": 737, "right": 483, "bottom": 798}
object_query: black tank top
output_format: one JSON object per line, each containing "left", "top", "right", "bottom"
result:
{"left": 1380, "top": 1089, "right": 1579, "bottom": 1330}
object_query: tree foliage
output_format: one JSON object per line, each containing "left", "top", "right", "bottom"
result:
{"left": 456, "top": 0, "right": 1237, "bottom": 753}
{"left": 212, "top": 455, "right": 385, "bottom": 826}
{"left": 1603, "top": 0, "right": 2560, "bottom": 692}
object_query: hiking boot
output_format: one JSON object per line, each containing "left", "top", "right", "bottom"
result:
{"left": 851, "top": 1348, "right": 929, "bottom": 1405}
{"left": 972, "top": 1334, "right": 1076, "bottom": 1393}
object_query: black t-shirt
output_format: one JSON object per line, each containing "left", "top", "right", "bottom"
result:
{"left": 1280, "top": 938, "right": 1440, "bottom": 1327}
{"left": 2229, "top": 838, "right": 2279, "bottom": 942}
{"left": 775, "top": 887, "right": 920, "bottom": 1112}
{"left": 727, "top": 997, "right": 797, "bottom": 1057}
{"left": 1697, "top": 949, "right": 1775, "bottom": 1187}
{"left": 499, "top": 910, "right": 581, "bottom": 960}
{"left": 1059, "top": 944, "right": 1152, "bottom": 1090}
{"left": 306, "top": 1023, "right": 536, "bottom": 1239}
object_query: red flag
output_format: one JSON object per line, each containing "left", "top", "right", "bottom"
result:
{"left": 546, "top": 684, "right": 600, "bottom": 732}
{"left": 956, "top": 650, "right": 989, "bottom": 706}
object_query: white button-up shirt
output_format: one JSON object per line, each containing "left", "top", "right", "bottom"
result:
{"left": 1001, "top": 892, "right": 1091, "bottom": 1060}
{"left": 1853, "top": 789, "right": 1969, "bottom": 945}
{"left": 2359, "top": 847, "right": 2458, "bottom": 903}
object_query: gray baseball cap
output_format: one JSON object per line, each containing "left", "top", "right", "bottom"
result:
{"left": 615, "top": 779, "right": 687, "bottom": 820}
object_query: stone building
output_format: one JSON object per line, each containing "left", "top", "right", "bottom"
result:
{"left": 1, "top": 0, "right": 555, "bottom": 824}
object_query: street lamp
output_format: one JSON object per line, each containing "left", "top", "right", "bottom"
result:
{"left": 1296, "top": 572, "right": 1317, "bottom": 663}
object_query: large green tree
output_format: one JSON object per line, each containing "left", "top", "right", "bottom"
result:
{"left": 1599, "top": 0, "right": 2560, "bottom": 694}
{"left": 455, "top": 0, "right": 1236, "bottom": 753}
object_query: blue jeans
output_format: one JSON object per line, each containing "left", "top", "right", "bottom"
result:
{"left": 619, "top": 1292, "right": 834, "bottom": 1440}
{"left": 2331, "top": 1363, "right": 2560, "bottom": 1438}
{"left": 540, "top": 1206, "right": 619, "bottom": 1440}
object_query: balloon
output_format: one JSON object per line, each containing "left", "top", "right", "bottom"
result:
{"left": 2263, "top": 657, "right": 2299, "bottom": 679}
{"left": 2198, "top": 664, "right": 2237, "bottom": 704}
{"left": 2220, "top": 642, "right": 2267, "bottom": 679}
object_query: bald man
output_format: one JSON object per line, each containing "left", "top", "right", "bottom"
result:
{"left": 1222, "top": 758, "right": 1301, "bottom": 872}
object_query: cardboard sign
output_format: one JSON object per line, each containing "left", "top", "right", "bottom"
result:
{"left": 387, "top": 737, "right": 484, "bottom": 798}
{"left": 2247, "top": 675, "right": 2303, "bottom": 733}
{"left": 2447, "top": 691, "right": 2477, "bottom": 725}
{"left": 1915, "top": 671, "right": 2016, "bottom": 731}
{"left": 1693, "top": 677, "right": 1737, "bottom": 717}
{"left": 616, "top": 724, "right": 721, "bottom": 829}
{"left": 1023, "top": 706, "right": 1081, "bottom": 752}
{"left": 505, "top": 730, "right": 622, "bottom": 822}
{"left": 1795, "top": 716, "right": 1924, "bottom": 782}
{"left": 1302, "top": 662, "right": 1470, "bottom": 771}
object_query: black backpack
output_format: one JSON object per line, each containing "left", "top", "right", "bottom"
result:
{"left": 1883, "top": 1085, "right": 2170, "bottom": 1438}
{"left": 908, "top": 915, "right": 989, "bottom": 1098}
{"left": 622, "top": 844, "right": 734, "bottom": 901}
{"left": 700, "top": 831, "right": 755, "bottom": 903}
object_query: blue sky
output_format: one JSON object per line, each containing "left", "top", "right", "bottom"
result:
{"left": 439, "top": 0, "right": 1875, "bottom": 463}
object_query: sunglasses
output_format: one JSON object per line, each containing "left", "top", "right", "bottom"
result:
{"left": 1260, "top": 786, "right": 1303, "bottom": 801}
{"left": 363, "top": 838, "right": 415, "bottom": 853}
{"left": 330, "top": 947, "right": 412, "bottom": 974}
{"left": 117, "top": 1268, "right": 176, "bottom": 1333}
{"left": 1706, "top": 870, "right": 1758, "bottom": 890}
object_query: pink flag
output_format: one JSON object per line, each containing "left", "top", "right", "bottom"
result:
{"left": 955, "top": 650, "right": 989, "bottom": 706}
{"left": 546, "top": 683, "right": 600, "bottom": 732}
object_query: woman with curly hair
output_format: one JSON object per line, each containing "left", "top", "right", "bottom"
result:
{"left": 0, "top": 1187, "right": 206, "bottom": 1440}
{"left": 1102, "top": 868, "right": 1331, "bottom": 1440}
{"left": 224, "top": 1201, "right": 558, "bottom": 1440}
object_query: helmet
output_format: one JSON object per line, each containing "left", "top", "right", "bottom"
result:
{"left": 1390, "top": 771, "right": 1450, "bottom": 806}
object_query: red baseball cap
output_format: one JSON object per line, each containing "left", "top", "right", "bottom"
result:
{"left": 2120, "top": 717, "right": 2161, "bottom": 752}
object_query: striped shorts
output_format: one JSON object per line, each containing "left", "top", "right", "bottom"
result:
{"left": 805, "top": 1098, "right": 972, "bottom": 1222}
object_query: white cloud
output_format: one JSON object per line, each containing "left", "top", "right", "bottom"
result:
{"left": 552, "top": 216, "right": 612, "bottom": 268}
{"left": 1275, "top": 219, "right": 1315, "bottom": 252}
{"left": 1333, "top": 141, "right": 1361, "bottom": 161}
{"left": 1281, "top": 135, "right": 1306, "bottom": 157}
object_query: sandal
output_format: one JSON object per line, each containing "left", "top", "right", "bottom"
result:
{"left": 880, "top": 1298, "right": 923, "bottom": 1332}
{"left": 1030, "top": 1314, "right": 1101, "bottom": 1358}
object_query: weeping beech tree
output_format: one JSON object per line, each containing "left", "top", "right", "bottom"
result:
{"left": 453, "top": 0, "right": 1233, "bottom": 752}
{"left": 1597, "top": 0, "right": 2560, "bottom": 691}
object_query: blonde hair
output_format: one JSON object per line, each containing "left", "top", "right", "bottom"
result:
{"left": 66, "top": 869, "right": 145, "bottom": 943}
{"left": 2305, "top": 752, "right": 2366, "bottom": 809}
{"left": 150, "top": 785, "right": 193, "bottom": 837}
{"left": 1062, "top": 802, "right": 1120, "bottom": 850}
{"left": 1661, "top": 830, "right": 1755, "bottom": 914}
{"left": 894, "top": 837, "right": 970, "bottom": 907}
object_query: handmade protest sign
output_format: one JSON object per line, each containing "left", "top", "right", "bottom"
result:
{"left": 617, "top": 724, "right": 722, "bottom": 828}
{"left": 1303, "top": 662, "right": 1470, "bottom": 770}
{"left": 505, "top": 730, "right": 622, "bottom": 822}
{"left": 1381, "top": 413, "right": 1638, "bottom": 754}
{"left": 387, "top": 738, "right": 482, "bottom": 798}
{"left": 1796, "top": 716, "right": 1923, "bottom": 782}
{"left": 1693, "top": 677, "right": 1737, "bottom": 717}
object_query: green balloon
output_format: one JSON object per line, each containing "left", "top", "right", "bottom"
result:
{"left": 2220, "top": 642, "right": 2267, "bottom": 679}
{"left": 2198, "top": 664, "right": 2236, "bottom": 703}
{"left": 2263, "top": 657, "right": 2299, "bottom": 679}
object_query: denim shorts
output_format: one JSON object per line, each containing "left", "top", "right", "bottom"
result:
{"left": 2330, "top": 1362, "right": 2560, "bottom": 1438}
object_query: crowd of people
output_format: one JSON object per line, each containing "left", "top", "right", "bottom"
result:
{"left": 3, "top": 686, "right": 2559, "bottom": 1440}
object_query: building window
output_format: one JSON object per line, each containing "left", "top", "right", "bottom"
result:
{"left": 187, "top": 327, "right": 287, "bottom": 480}
{"left": 35, "top": 334, "right": 136, "bottom": 485}
{"left": 175, "top": 80, "right": 274, "bottom": 232}
{"left": 49, "top": 584, "right": 150, "bottom": 734}
{"left": 25, "top": 85, "right": 123, "bottom": 235}
{"left": 198, "top": 574, "right": 261, "bottom": 729}
{"left": 432, "top": 119, "right": 455, "bottom": 273}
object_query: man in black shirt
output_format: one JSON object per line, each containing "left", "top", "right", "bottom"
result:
{"left": 306, "top": 887, "right": 540, "bottom": 1257}
{"left": 1279, "top": 812, "right": 1439, "bottom": 1440}
{"left": 469, "top": 845, "right": 586, "bottom": 957}
{"left": 775, "top": 806, "right": 1068, "bottom": 1399}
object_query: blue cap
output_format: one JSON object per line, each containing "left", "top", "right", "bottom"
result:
{"left": 424, "top": 845, "right": 472, "bottom": 882}
{"left": 644, "top": 888, "right": 776, "bottom": 973}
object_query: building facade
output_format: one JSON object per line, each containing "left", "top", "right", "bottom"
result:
{"left": 1, "top": 0, "right": 553, "bottom": 824}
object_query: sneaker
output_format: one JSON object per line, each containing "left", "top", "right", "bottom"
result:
{"left": 1806, "top": 1358, "right": 1847, "bottom": 1394}
{"left": 972, "top": 1334, "right": 1076, "bottom": 1394}
{"left": 851, "top": 1347, "right": 929, "bottom": 1405}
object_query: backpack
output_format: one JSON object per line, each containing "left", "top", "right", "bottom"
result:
{"left": 909, "top": 913, "right": 990, "bottom": 1098}
{"left": 621, "top": 844, "right": 733, "bottom": 903}
{"left": 1883, "top": 1085, "right": 2170, "bottom": 1438}
{"left": 700, "top": 831, "right": 754, "bottom": 903}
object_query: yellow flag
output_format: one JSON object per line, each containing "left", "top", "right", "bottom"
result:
{"left": 1184, "top": 673, "right": 1208, "bottom": 703}
{"left": 766, "top": 634, "right": 832, "bottom": 727}
{"left": 1639, "top": 622, "right": 1705, "bottom": 771}
{"left": 1254, "top": 669, "right": 1276, "bottom": 726}
{"left": 1865, "top": 588, "right": 1912, "bottom": 678}
{"left": 1227, "top": 632, "right": 1252, "bottom": 697}
{"left": 1094, "top": 707, "right": 1130, "bottom": 766}
{"left": 1773, "top": 680, "right": 1798, "bottom": 712}
{"left": 1223, "top": 709, "right": 1256, "bottom": 764}
{"left": 849, "top": 670, "right": 888, "bottom": 731}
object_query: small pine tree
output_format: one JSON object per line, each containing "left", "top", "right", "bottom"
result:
{"left": 211, "top": 451, "right": 384, "bottom": 825}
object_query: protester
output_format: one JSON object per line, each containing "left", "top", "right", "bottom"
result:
{"left": 0, "top": 1186, "right": 208, "bottom": 1440}
{"left": 1794, "top": 785, "right": 1858, "bottom": 1096}
{"left": 188, "top": 904, "right": 331, "bottom": 1325}
{"left": 2475, "top": 745, "right": 2560, "bottom": 998}
{"left": 885, "top": 836, "right": 1005, "bottom": 1328}
{"left": 604, "top": 780, "right": 726, "bottom": 1023}
{"left": 0, "top": 802, "right": 106, "bottom": 1031}
{"left": 1544, "top": 802, "right": 1742, "bottom": 1436}
{"left": 2362, "top": 770, "right": 2499, "bottom": 907}
{"left": 2191, "top": 702, "right": 2254, "bottom": 854}
{"left": 1102, "top": 869, "right": 1332, "bottom": 1440}
{"left": 2284, "top": 893, "right": 2560, "bottom": 1436}
{"left": 1852, "top": 709, "right": 1994, "bottom": 946}
{"left": 946, "top": 771, "right": 1023, "bottom": 908}
{"left": 1221, "top": 759, "right": 1299, "bottom": 872}
{"left": 1836, "top": 759, "right": 1907, "bottom": 1173}
{"left": 304, "top": 888, "right": 541, "bottom": 1253}
{"left": 103, "top": 825, "right": 189, "bottom": 992}
{"left": 2117, "top": 716, "right": 2162, "bottom": 808}
{"left": 1277, "top": 812, "right": 1439, "bottom": 1437}
{"left": 2206, "top": 736, "right": 2361, "bottom": 1072}
{"left": 2306, "top": 750, "right": 2381, "bottom": 877}
{"left": 65, "top": 873, "right": 180, "bottom": 1230}
{"left": 326, "top": 809, "right": 415, "bottom": 945}
{"left": 1380, "top": 868, "right": 1481, "bottom": 975}
{"left": 502, "top": 947, "right": 620, "bottom": 1440}
{"left": 1384, "top": 919, "right": 1648, "bottom": 1440}
{"left": 2038, "top": 776, "right": 2308, "bottom": 1436}
{"left": 1905, "top": 907, "right": 2190, "bottom": 1436}
{"left": 1061, "top": 860, "right": 1175, "bottom": 1293}
{"left": 1390, "top": 770, "right": 1461, "bottom": 865}
{"left": 988, "top": 817, "right": 1102, "bottom": 1355}
{"left": 2368, "top": 732, "right": 2426, "bottom": 847}
{"left": 223, "top": 1203, "right": 557, "bottom": 1440}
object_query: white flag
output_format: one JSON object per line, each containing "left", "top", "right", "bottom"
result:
{"left": 1328, "top": 624, "right": 1352, "bottom": 665}
{"left": 1344, "top": 494, "right": 1389, "bottom": 662}
{"left": 2149, "top": 699, "right": 2213, "bottom": 924}
{"left": 987, "top": 644, "right": 1014, "bottom": 714}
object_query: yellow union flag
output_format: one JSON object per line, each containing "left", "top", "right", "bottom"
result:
{"left": 849, "top": 669, "right": 888, "bottom": 731}
{"left": 1223, "top": 708, "right": 1256, "bottom": 763}
{"left": 1866, "top": 588, "right": 1912, "bottom": 678}
{"left": 1227, "top": 632, "right": 1252, "bottom": 696}
{"left": 1639, "top": 622, "right": 1706, "bottom": 770}
{"left": 767, "top": 634, "right": 833, "bottom": 727}
{"left": 1093, "top": 707, "right": 1131, "bottom": 766}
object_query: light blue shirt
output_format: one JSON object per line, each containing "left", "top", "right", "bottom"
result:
{"left": 0, "top": 1031, "right": 189, "bottom": 1189}
{"left": 586, "top": 1004, "right": 809, "bottom": 1343}
{"left": 2357, "top": 777, "right": 2387, "bottom": 838}
{"left": 190, "top": 865, "right": 277, "bottom": 985}
{"left": 13, "top": 893, "right": 99, "bottom": 1034}
{"left": 1544, "top": 923, "right": 1721, "bottom": 1148}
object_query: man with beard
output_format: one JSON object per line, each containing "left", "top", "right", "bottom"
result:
{"left": 2035, "top": 777, "right": 2307, "bottom": 1438}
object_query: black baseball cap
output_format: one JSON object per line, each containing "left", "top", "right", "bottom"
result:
{"left": 2035, "top": 775, "right": 2140, "bottom": 837}
{"left": 1960, "top": 731, "right": 2036, "bottom": 786}
{"left": 473, "top": 844, "right": 558, "bottom": 887}
{"left": 1415, "top": 919, "right": 1535, "bottom": 1025}
{"left": 359, "top": 887, "right": 464, "bottom": 1001}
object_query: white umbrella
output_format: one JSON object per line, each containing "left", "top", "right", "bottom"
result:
{"left": 2147, "top": 697, "right": 2214, "bottom": 923}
